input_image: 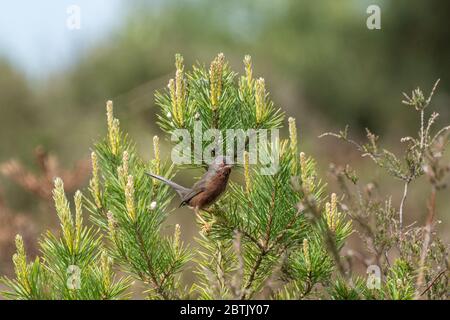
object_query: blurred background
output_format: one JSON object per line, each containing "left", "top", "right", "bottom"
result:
{"left": 0, "top": 0, "right": 449, "bottom": 279}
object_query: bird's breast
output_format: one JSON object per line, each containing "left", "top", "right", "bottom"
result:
{"left": 205, "top": 168, "right": 230, "bottom": 195}
{"left": 189, "top": 168, "right": 230, "bottom": 209}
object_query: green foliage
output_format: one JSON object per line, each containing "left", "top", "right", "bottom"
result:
{"left": 385, "top": 260, "right": 415, "bottom": 300}
{"left": 153, "top": 53, "right": 353, "bottom": 300}
{"left": 278, "top": 236, "right": 333, "bottom": 299}
{"left": 1, "top": 180, "right": 131, "bottom": 300}
{"left": 85, "top": 103, "right": 191, "bottom": 299}
{"left": 195, "top": 146, "right": 313, "bottom": 299}
{"left": 191, "top": 234, "right": 239, "bottom": 300}
{"left": 2, "top": 54, "right": 447, "bottom": 300}
{"left": 329, "top": 277, "right": 367, "bottom": 300}
{"left": 156, "top": 54, "right": 283, "bottom": 134}
{"left": 323, "top": 80, "right": 449, "bottom": 300}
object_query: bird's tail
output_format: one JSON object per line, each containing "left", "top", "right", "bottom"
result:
{"left": 145, "top": 172, "right": 190, "bottom": 199}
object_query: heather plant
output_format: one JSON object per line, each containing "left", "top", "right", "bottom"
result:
{"left": 0, "top": 147, "right": 90, "bottom": 275}
{"left": 1, "top": 54, "right": 448, "bottom": 300}
{"left": 1, "top": 179, "right": 131, "bottom": 299}
{"left": 321, "top": 80, "right": 449, "bottom": 299}
{"left": 0, "top": 145, "right": 90, "bottom": 202}
{"left": 0, "top": 189, "right": 38, "bottom": 274}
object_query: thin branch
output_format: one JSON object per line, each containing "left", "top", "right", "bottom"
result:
{"left": 398, "top": 181, "right": 409, "bottom": 235}
{"left": 134, "top": 224, "right": 174, "bottom": 300}
{"left": 414, "top": 186, "right": 436, "bottom": 299}
{"left": 240, "top": 180, "right": 278, "bottom": 299}
{"left": 420, "top": 110, "right": 425, "bottom": 149}
{"left": 240, "top": 252, "right": 266, "bottom": 300}
{"left": 431, "top": 125, "right": 450, "bottom": 145}
{"left": 319, "top": 131, "right": 364, "bottom": 153}
{"left": 424, "top": 79, "right": 440, "bottom": 108}
{"left": 211, "top": 207, "right": 265, "bottom": 251}
{"left": 268, "top": 207, "right": 302, "bottom": 251}
{"left": 299, "top": 273, "right": 314, "bottom": 299}
{"left": 419, "top": 270, "right": 447, "bottom": 297}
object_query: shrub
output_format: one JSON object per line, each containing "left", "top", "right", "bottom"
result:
{"left": 1, "top": 54, "right": 448, "bottom": 300}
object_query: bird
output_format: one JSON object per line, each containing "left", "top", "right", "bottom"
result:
{"left": 146, "top": 155, "right": 233, "bottom": 211}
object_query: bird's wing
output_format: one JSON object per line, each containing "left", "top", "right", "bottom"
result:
{"left": 179, "top": 175, "right": 209, "bottom": 206}
{"left": 145, "top": 172, "right": 190, "bottom": 199}
{"left": 179, "top": 187, "right": 205, "bottom": 207}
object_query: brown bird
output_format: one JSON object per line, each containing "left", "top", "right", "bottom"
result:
{"left": 146, "top": 156, "right": 233, "bottom": 211}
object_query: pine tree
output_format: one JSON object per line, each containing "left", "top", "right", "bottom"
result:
{"left": 1, "top": 179, "right": 131, "bottom": 299}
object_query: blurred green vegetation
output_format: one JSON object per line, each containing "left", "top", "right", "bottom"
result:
{"left": 0, "top": 0, "right": 449, "bottom": 273}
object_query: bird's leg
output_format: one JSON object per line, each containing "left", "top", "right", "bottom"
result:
{"left": 194, "top": 207, "right": 206, "bottom": 224}
{"left": 195, "top": 207, "right": 214, "bottom": 235}
{"left": 200, "top": 208, "right": 212, "bottom": 214}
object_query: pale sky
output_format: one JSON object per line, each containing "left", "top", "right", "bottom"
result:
{"left": 0, "top": 0, "right": 124, "bottom": 79}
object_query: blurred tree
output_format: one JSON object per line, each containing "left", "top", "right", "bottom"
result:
{"left": 42, "top": 0, "right": 450, "bottom": 135}
{"left": 0, "top": 60, "right": 38, "bottom": 162}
